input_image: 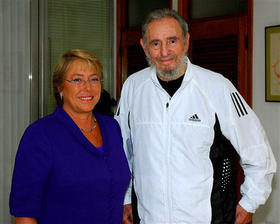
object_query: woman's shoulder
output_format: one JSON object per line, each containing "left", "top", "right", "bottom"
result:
{"left": 94, "top": 111, "right": 120, "bottom": 130}
{"left": 24, "top": 110, "right": 60, "bottom": 137}
{"left": 17, "top": 113, "right": 59, "bottom": 153}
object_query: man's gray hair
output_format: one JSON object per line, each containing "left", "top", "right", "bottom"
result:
{"left": 142, "top": 8, "right": 189, "bottom": 46}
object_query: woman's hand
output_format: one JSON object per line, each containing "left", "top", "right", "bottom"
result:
{"left": 122, "top": 204, "right": 133, "bottom": 224}
{"left": 15, "top": 217, "right": 37, "bottom": 224}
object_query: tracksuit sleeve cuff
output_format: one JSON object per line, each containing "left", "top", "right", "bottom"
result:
{"left": 239, "top": 196, "right": 257, "bottom": 213}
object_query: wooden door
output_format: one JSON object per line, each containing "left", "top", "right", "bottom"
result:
{"left": 178, "top": 0, "right": 253, "bottom": 105}
{"left": 116, "top": 0, "right": 172, "bottom": 98}
{"left": 188, "top": 15, "right": 252, "bottom": 105}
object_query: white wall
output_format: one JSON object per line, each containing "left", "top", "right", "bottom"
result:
{"left": 253, "top": 0, "right": 280, "bottom": 223}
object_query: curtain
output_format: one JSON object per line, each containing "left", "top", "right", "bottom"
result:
{"left": 0, "top": 0, "right": 31, "bottom": 223}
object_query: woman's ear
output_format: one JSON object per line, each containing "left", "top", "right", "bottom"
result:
{"left": 58, "top": 86, "right": 63, "bottom": 99}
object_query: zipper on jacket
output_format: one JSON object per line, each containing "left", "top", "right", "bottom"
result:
{"left": 166, "top": 97, "right": 171, "bottom": 112}
{"left": 165, "top": 98, "right": 172, "bottom": 222}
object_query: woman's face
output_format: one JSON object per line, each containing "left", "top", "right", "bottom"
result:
{"left": 60, "top": 59, "right": 101, "bottom": 117}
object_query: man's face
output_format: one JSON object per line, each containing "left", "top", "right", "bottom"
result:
{"left": 140, "top": 17, "right": 190, "bottom": 80}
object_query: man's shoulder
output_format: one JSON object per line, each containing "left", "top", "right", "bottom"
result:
{"left": 191, "top": 63, "right": 232, "bottom": 90}
{"left": 192, "top": 64, "right": 227, "bottom": 82}
{"left": 125, "top": 67, "right": 152, "bottom": 84}
{"left": 189, "top": 63, "right": 237, "bottom": 106}
{"left": 121, "top": 67, "right": 153, "bottom": 94}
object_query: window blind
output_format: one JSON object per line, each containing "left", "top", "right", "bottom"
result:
{"left": 47, "top": 0, "right": 113, "bottom": 114}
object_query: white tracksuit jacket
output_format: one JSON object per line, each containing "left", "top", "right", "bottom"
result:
{"left": 115, "top": 58, "right": 276, "bottom": 224}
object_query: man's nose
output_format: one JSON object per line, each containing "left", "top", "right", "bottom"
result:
{"left": 160, "top": 43, "right": 169, "bottom": 57}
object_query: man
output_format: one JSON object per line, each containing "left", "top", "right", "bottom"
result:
{"left": 115, "top": 8, "right": 276, "bottom": 224}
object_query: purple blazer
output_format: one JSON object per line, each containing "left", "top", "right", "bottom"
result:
{"left": 10, "top": 106, "right": 130, "bottom": 224}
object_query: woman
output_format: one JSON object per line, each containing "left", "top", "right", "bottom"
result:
{"left": 10, "top": 49, "right": 130, "bottom": 224}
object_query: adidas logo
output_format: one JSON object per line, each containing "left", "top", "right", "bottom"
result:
{"left": 188, "top": 114, "right": 201, "bottom": 122}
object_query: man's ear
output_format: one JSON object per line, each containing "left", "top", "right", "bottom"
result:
{"left": 184, "top": 32, "right": 190, "bottom": 53}
{"left": 140, "top": 38, "right": 148, "bottom": 56}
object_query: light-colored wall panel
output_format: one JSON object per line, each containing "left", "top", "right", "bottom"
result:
{"left": 0, "top": 0, "right": 32, "bottom": 223}
{"left": 253, "top": 0, "right": 280, "bottom": 223}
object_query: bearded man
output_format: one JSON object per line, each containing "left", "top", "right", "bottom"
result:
{"left": 115, "top": 8, "right": 276, "bottom": 224}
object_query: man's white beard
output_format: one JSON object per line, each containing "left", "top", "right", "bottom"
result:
{"left": 146, "top": 54, "right": 187, "bottom": 81}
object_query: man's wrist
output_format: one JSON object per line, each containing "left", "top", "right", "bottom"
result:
{"left": 239, "top": 196, "right": 257, "bottom": 213}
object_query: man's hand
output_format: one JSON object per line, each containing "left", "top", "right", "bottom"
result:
{"left": 122, "top": 204, "right": 133, "bottom": 224}
{"left": 235, "top": 204, "right": 253, "bottom": 224}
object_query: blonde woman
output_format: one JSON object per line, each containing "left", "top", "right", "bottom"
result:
{"left": 10, "top": 49, "right": 130, "bottom": 224}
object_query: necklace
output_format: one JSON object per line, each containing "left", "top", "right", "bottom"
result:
{"left": 80, "top": 117, "right": 97, "bottom": 133}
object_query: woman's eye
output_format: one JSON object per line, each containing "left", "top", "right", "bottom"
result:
{"left": 72, "top": 78, "right": 82, "bottom": 83}
{"left": 90, "top": 78, "right": 99, "bottom": 82}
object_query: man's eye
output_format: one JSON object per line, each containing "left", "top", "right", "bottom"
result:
{"left": 169, "top": 39, "right": 176, "bottom": 44}
{"left": 151, "top": 42, "right": 159, "bottom": 48}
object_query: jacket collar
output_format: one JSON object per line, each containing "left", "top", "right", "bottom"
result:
{"left": 54, "top": 106, "right": 108, "bottom": 156}
{"left": 150, "top": 57, "right": 193, "bottom": 88}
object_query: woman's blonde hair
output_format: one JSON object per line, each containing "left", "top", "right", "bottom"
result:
{"left": 53, "top": 49, "right": 103, "bottom": 106}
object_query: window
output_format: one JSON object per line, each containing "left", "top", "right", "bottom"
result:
{"left": 127, "top": 0, "right": 169, "bottom": 27}
{"left": 45, "top": 0, "right": 114, "bottom": 114}
{"left": 190, "top": 0, "right": 247, "bottom": 19}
